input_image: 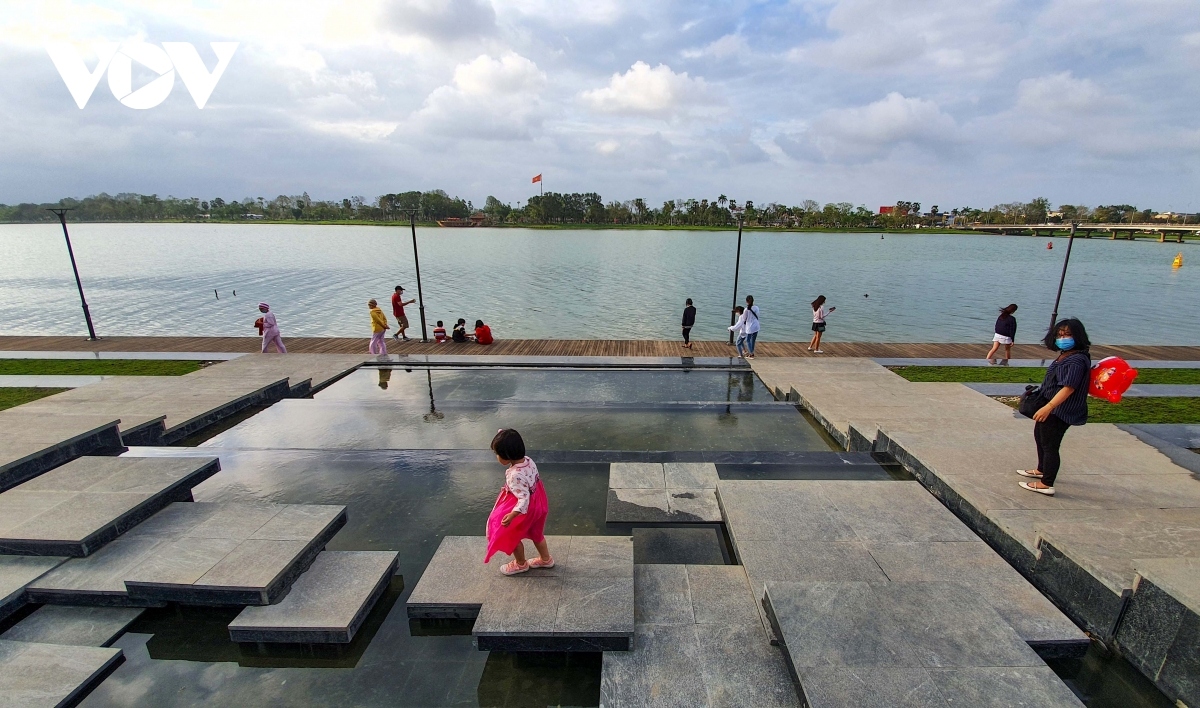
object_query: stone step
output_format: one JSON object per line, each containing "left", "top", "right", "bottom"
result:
{"left": 0, "top": 413, "right": 124, "bottom": 492}
{"left": 0, "top": 456, "right": 220, "bottom": 556}
{"left": 407, "top": 535, "right": 634, "bottom": 651}
{"left": 0, "top": 555, "right": 67, "bottom": 622}
{"left": 227, "top": 550, "right": 398, "bottom": 644}
{"left": 0, "top": 638, "right": 123, "bottom": 708}
{"left": 1, "top": 605, "right": 144, "bottom": 647}
{"left": 606, "top": 462, "right": 722, "bottom": 523}
{"left": 763, "top": 580, "right": 1084, "bottom": 708}
{"left": 26, "top": 501, "right": 346, "bottom": 606}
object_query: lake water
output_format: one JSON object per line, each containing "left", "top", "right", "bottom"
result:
{"left": 1, "top": 223, "right": 1195, "bottom": 343}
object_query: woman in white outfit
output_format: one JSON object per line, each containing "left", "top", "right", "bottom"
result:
{"left": 808, "top": 295, "right": 834, "bottom": 353}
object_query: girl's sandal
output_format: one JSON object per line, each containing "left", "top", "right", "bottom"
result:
{"left": 528, "top": 556, "right": 555, "bottom": 569}
{"left": 1016, "top": 470, "right": 1042, "bottom": 478}
{"left": 501, "top": 560, "right": 530, "bottom": 576}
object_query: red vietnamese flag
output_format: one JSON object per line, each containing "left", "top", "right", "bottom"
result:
{"left": 531, "top": 174, "right": 542, "bottom": 184}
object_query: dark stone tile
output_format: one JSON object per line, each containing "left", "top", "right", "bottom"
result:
{"left": 1115, "top": 577, "right": 1182, "bottom": 680}
{"left": 0, "top": 638, "right": 124, "bottom": 707}
{"left": 928, "top": 667, "right": 1084, "bottom": 707}
{"left": 796, "top": 666, "right": 946, "bottom": 708}
{"left": 600, "top": 624, "right": 707, "bottom": 708}
{"left": 1156, "top": 608, "right": 1200, "bottom": 707}
{"left": 695, "top": 623, "right": 800, "bottom": 707}
{"left": 473, "top": 577, "right": 562, "bottom": 637}
{"left": 0, "top": 605, "right": 143, "bottom": 647}
{"left": 820, "top": 481, "right": 979, "bottom": 543}
{"left": 686, "top": 565, "right": 758, "bottom": 626}
{"left": 632, "top": 527, "right": 729, "bottom": 566}
{"left": 555, "top": 576, "right": 634, "bottom": 637}
{"left": 634, "top": 565, "right": 692, "bottom": 625}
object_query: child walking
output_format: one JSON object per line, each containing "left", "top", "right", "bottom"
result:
{"left": 368, "top": 299, "right": 389, "bottom": 355}
{"left": 986, "top": 304, "right": 1018, "bottom": 363}
{"left": 729, "top": 305, "right": 748, "bottom": 358}
{"left": 484, "top": 429, "right": 553, "bottom": 575}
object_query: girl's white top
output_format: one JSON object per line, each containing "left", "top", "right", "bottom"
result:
{"left": 813, "top": 306, "right": 830, "bottom": 324}
{"left": 728, "top": 312, "right": 747, "bottom": 337}
{"left": 505, "top": 457, "right": 540, "bottom": 514}
{"left": 743, "top": 305, "right": 761, "bottom": 334}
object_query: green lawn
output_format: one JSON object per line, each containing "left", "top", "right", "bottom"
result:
{"left": 995, "top": 397, "right": 1200, "bottom": 424}
{"left": 0, "top": 359, "right": 202, "bottom": 376}
{"left": 0, "top": 387, "right": 69, "bottom": 411}
{"left": 890, "top": 366, "right": 1200, "bottom": 385}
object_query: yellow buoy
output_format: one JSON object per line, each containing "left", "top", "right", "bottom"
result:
{"left": 1173, "top": 252, "right": 1183, "bottom": 268}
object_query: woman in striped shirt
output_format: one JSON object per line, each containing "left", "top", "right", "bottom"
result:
{"left": 1017, "top": 319, "right": 1092, "bottom": 496}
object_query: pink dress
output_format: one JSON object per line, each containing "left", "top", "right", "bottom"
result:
{"left": 484, "top": 457, "right": 549, "bottom": 562}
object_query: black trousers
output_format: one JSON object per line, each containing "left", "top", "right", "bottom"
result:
{"left": 1034, "top": 414, "right": 1072, "bottom": 486}
{"left": 682, "top": 327, "right": 691, "bottom": 344}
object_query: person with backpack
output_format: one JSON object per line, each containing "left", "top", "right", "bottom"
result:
{"left": 1017, "top": 318, "right": 1092, "bottom": 496}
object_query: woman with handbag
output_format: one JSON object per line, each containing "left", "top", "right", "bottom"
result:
{"left": 1017, "top": 318, "right": 1092, "bottom": 496}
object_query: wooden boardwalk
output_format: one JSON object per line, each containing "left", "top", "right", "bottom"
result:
{"left": 2, "top": 336, "right": 1198, "bottom": 360}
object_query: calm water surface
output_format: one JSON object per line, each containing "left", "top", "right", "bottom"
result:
{"left": 1, "top": 223, "right": 1195, "bottom": 343}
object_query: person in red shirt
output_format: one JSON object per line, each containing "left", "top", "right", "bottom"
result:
{"left": 390, "top": 285, "right": 415, "bottom": 341}
{"left": 473, "top": 320, "right": 493, "bottom": 345}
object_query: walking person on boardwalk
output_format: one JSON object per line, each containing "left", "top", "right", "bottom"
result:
{"left": 257, "top": 303, "right": 286, "bottom": 354}
{"left": 986, "top": 304, "right": 1019, "bottom": 364}
{"left": 681, "top": 298, "right": 697, "bottom": 349}
{"left": 741, "top": 295, "right": 760, "bottom": 359}
{"left": 484, "top": 429, "right": 554, "bottom": 575}
{"left": 368, "top": 299, "right": 389, "bottom": 356}
{"left": 1017, "top": 319, "right": 1092, "bottom": 496}
{"left": 391, "top": 286, "right": 415, "bottom": 341}
{"left": 808, "top": 296, "right": 835, "bottom": 353}
{"left": 729, "top": 305, "right": 748, "bottom": 358}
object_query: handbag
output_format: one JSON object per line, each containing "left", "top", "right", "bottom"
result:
{"left": 1018, "top": 385, "right": 1049, "bottom": 418}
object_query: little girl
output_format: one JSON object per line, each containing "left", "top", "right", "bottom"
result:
{"left": 484, "top": 428, "right": 553, "bottom": 575}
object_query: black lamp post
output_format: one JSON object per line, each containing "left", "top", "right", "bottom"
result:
{"left": 1048, "top": 222, "right": 1077, "bottom": 334}
{"left": 47, "top": 208, "right": 98, "bottom": 340}
{"left": 728, "top": 210, "right": 745, "bottom": 345}
{"left": 403, "top": 208, "right": 430, "bottom": 342}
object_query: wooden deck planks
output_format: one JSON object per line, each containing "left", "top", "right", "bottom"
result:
{"left": 0, "top": 336, "right": 1197, "bottom": 360}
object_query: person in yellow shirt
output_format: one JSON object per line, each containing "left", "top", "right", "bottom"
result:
{"left": 368, "top": 299, "right": 389, "bottom": 356}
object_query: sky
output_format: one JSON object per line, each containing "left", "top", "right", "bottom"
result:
{"left": 2, "top": 0, "right": 1199, "bottom": 211}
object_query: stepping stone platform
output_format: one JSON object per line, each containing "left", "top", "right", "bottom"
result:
{"left": 228, "top": 550, "right": 398, "bottom": 644}
{"left": 763, "top": 580, "right": 1083, "bottom": 708}
{"left": 0, "top": 456, "right": 220, "bottom": 557}
{"left": 718, "top": 479, "right": 1088, "bottom": 654}
{"left": 0, "top": 555, "right": 67, "bottom": 622}
{"left": 601, "top": 564, "right": 800, "bottom": 707}
{"left": 0, "top": 638, "right": 123, "bottom": 708}
{"left": 407, "top": 535, "right": 634, "bottom": 651}
{"left": 1, "top": 605, "right": 143, "bottom": 647}
{"left": 1116, "top": 557, "right": 1200, "bottom": 706}
{"left": 606, "top": 462, "right": 722, "bottom": 523}
{"left": 27, "top": 501, "right": 346, "bottom": 606}
{"left": 0, "top": 413, "right": 124, "bottom": 492}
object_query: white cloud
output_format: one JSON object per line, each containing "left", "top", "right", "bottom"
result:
{"left": 681, "top": 34, "right": 748, "bottom": 60}
{"left": 1015, "top": 72, "right": 1106, "bottom": 114}
{"left": 384, "top": 0, "right": 497, "bottom": 42}
{"left": 777, "top": 93, "right": 958, "bottom": 162}
{"left": 410, "top": 52, "right": 545, "bottom": 139}
{"left": 581, "top": 61, "right": 710, "bottom": 117}
{"left": 308, "top": 119, "right": 398, "bottom": 141}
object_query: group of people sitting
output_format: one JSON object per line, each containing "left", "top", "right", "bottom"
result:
{"left": 434, "top": 318, "right": 493, "bottom": 344}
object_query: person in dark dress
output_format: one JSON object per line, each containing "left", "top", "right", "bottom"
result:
{"left": 1017, "top": 318, "right": 1092, "bottom": 496}
{"left": 986, "top": 304, "right": 1018, "bottom": 363}
{"left": 681, "top": 298, "right": 697, "bottom": 349}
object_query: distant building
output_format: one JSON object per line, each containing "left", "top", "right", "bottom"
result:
{"left": 879, "top": 206, "right": 895, "bottom": 215}
{"left": 242, "top": 213, "right": 264, "bottom": 220}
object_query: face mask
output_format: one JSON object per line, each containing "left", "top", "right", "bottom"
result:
{"left": 1056, "top": 337, "right": 1075, "bottom": 351}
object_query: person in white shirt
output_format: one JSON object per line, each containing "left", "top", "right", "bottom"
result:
{"left": 808, "top": 295, "right": 835, "bottom": 353}
{"left": 741, "top": 295, "right": 760, "bottom": 359}
{"left": 728, "top": 306, "right": 748, "bottom": 358}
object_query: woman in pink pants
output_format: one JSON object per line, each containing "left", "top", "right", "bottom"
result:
{"left": 258, "top": 303, "right": 286, "bottom": 354}
{"left": 368, "top": 299, "right": 389, "bottom": 355}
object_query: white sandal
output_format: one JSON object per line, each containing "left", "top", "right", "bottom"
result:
{"left": 1019, "top": 481, "right": 1054, "bottom": 496}
{"left": 1016, "top": 470, "right": 1042, "bottom": 478}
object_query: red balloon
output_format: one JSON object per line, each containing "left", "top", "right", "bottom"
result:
{"left": 1090, "top": 356, "right": 1138, "bottom": 403}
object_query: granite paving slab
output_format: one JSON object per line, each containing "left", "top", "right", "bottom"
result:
{"left": 634, "top": 565, "right": 693, "bottom": 624}
{"left": 27, "top": 501, "right": 345, "bottom": 606}
{"left": 0, "top": 639, "right": 123, "bottom": 708}
{"left": 0, "top": 605, "right": 143, "bottom": 647}
{"left": 228, "top": 550, "right": 398, "bottom": 644}
{"left": 664, "top": 462, "right": 719, "bottom": 489}
{"left": 1115, "top": 557, "right": 1200, "bottom": 705}
{"left": 0, "top": 555, "right": 67, "bottom": 621}
{"left": 819, "top": 480, "right": 980, "bottom": 543}
{"left": 926, "top": 666, "right": 1085, "bottom": 707}
{"left": 609, "top": 462, "right": 664, "bottom": 489}
{"left": 0, "top": 413, "right": 124, "bottom": 492}
{"left": 716, "top": 481, "right": 856, "bottom": 544}
{"left": 686, "top": 565, "right": 760, "bottom": 626}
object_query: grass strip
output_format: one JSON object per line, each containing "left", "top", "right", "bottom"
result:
{"left": 0, "top": 387, "right": 69, "bottom": 411}
{"left": 0, "top": 359, "right": 201, "bottom": 376}
{"left": 891, "top": 366, "right": 1200, "bottom": 385}
{"left": 995, "top": 396, "right": 1200, "bottom": 424}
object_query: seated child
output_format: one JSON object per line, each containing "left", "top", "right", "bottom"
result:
{"left": 484, "top": 429, "right": 553, "bottom": 575}
{"left": 473, "top": 320, "right": 493, "bottom": 345}
{"left": 452, "top": 318, "right": 469, "bottom": 343}
{"left": 433, "top": 320, "right": 448, "bottom": 343}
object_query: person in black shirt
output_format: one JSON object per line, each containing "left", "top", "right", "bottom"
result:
{"left": 986, "top": 304, "right": 1018, "bottom": 363}
{"left": 452, "top": 318, "right": 469, "bottom": 343}
{"left": 681, "top": 298, "right": 697, "bottom": 349}
{"left": 1017, "top": 318, "right": 1091, "bottom": 496}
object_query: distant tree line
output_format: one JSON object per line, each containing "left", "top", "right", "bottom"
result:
{"left": 1, "top": 192, "right": 1191, "bottom": 227}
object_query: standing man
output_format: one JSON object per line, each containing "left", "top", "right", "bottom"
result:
{"left": 681, "top": 298, "right": 696, "bottom": 349}
{"left": 391, "top": 285, "right": 415, "bottom": 341}
{"left": 258, "top": 302, "right": 286, "bottom": 354}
